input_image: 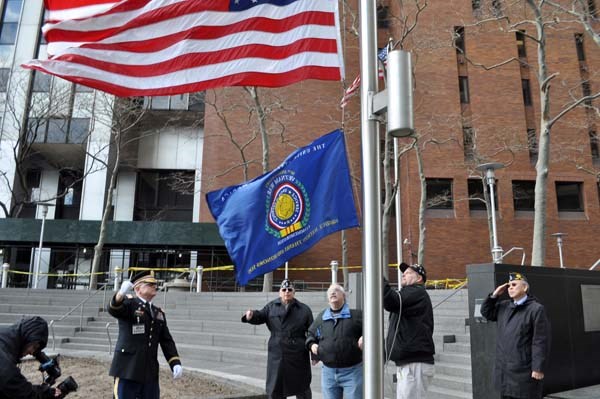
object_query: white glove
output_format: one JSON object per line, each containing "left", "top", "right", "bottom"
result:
{"left": 119, "top": 280, "right": 134, "bottom": 295}
{"left": 172, "top": 364, "right": 183, "bottom": 379}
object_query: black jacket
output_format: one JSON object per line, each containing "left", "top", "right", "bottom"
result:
{"left": 305, "top": 304, "right": 363, "bottom": 368}
{"left": 0, "top": 317, "right": 56, "bottom": 399}
{"left": 481, "top": 294, "right": 551, "bottom": 399}
{"left": 242, "top": 298, "right": 313, "bottom": 397}
{"left": 108, "top": 295, "right": 181, "bottom": 384}
{"left": 383, "top": 280, "right": 435, "bottom": 366}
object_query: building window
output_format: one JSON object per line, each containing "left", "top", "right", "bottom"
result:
{"left": 459, "top": 76, "right": 470, "bottom": 104}
{"left": 0, "top": 0, "right": 22, "bottom": 60}
{"left": 55, "top": 169, "right": 82, "bottom": 220}
{"left": 0, "top": 68, "right": 9, "bottom": 91}
{"left": 134, "top": 170, "right": 194, "bottom": 222}
{"left": 516, "top": 31, "right": 527, "bottom": 58}
{"left": 454, "top": 26, "right": 466, "bottom": 54}
{"left": 590, "top": 130, "right": 599, "bottom": 163}
{"left": 527, "top": 128, "right": 538, "bottom": 164}
{"left": 582, "top": 81, "right": 592, "bottom": 106}
{"left": 377, "top": 5, "right": 390, "bottom": 29}
{"left": 588, "top": 0, "right": 597, "bottom": 17}
{"left": 491, "top": 0, "right": 502, "bottom": 16}
{"left": 575, "top": 33, "right": 586, "bottom": 61}
{"left": 521, "top": 79, "right": 532, "bottom": 106}
{"left": 144, "top": 93, "right": 204, "bottom": 111}
{"left": 468, "top": 178, "right": 499, "bottom": 213}
{"left": 512, "top": 180, "right": 535, "bottom": 212}
{"left": 463, "top": 127, "right": 475, "bottom": 160}
{"left": 0, "top": 0, "right": 21, "bottom": 44}
{"left": 32, "top": 71, "right": 51, "bottom": 92}
{"left": 426, "top": 178, "right": 453, "bottom": 209}
{"left": 556, "top": 182, "right": 584, "bottom": 212}
{"left": 26, "top": 117, "right": 89, "bottom": 144}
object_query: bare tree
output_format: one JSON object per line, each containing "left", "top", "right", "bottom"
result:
{"left": 454, "top": 1, "right": 600, "bottom": 266}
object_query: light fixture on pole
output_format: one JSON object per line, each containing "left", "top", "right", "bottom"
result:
{"left": 476, "top": 163, "right": 505, "bottom": 263}
{"left": 33, "top": 202, "right": 54, "bottom": 289}
{"left": 330, "top": 260, "right": 339, "bottom": 284}
{"left": 551, "top": 232, "right": 567, "bottom": 268}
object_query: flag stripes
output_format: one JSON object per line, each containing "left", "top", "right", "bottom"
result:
{"left": 24, "top": 0, "right": 343, "bottom": 96}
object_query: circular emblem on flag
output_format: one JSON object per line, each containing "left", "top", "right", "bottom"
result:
{"left": 266, "top": 179, "right": 310, "bottom": 238}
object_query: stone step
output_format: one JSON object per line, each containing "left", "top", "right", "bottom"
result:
{"left": 427, "top": 384, "right": 472, "bottom": 399}
{"left": 435, "top": 352, "right": 471, "bottom": 365}
{"left": 434, "top": 362, "right": 471, "bottom": 379}
{"left": 430, "top": 374, "right": 472, "bottom": 393}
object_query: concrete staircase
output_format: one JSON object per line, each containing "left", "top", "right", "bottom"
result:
{"left": 0, "top": 287, "right": 472, "bottom": 399}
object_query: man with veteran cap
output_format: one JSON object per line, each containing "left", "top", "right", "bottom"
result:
{"left": 242, "top": 279, "right": 313, "bottom": 399}
{"left": 383, "top": 262, "right": 435, "bottom": 399}
{"left": 108, "top": 270, "right": 182, "bottom": 399}
{"left": 481, "top": 272, "right": 551, "bottom": 399}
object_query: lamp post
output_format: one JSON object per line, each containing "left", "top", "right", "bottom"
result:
{"left": 330, "top": 260, "right": 339, "bottom": 284}
{"left": 476, "top": 163, "right": 505, "bottom": 263}
{"left": 33, "top": 203, "right": 53, "bottom": 289}
{"left": 551, "top": 233, "right": 567, "bottom": 268}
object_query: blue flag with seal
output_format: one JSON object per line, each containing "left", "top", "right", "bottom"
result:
{"left": 206, "top": 129, "right": 359, "bottom": 286}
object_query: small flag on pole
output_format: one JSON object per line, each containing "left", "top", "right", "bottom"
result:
{"left": 340, "top": 47, "right": 388, "bottom": 108}
{"left": 206, "top": 129, "right": 359, "bottom": 286}
{"left": 23, "top": 0, "right": 344, "bottom": 97}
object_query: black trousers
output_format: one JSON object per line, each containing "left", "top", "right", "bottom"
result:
{"left": 114, "top": 377, "right": 159, "bottom": 399}
{"left": 270, "top": 386, "right": 312, "bottom": 399}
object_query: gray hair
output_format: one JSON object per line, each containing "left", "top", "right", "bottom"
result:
{"left": 327, "top": 283, "right": 345, "bottom": 297}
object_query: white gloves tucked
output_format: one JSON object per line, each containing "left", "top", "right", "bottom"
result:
{"left": 119, "top": 280, "right": 134, "bottom": 296}
{"left": 172, "top": 364, "right": 183, "bottom": 379}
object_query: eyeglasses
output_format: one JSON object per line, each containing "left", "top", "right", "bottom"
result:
{"left": 281, "top": 288, "right": 294, "bottom": 292}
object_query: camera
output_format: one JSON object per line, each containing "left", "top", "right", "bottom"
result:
{"left": 34, "top": 351, "right": 78, "bottom": 398}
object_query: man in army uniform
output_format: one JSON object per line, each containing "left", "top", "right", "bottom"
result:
{"left": 108, "top": 270, "right": 182, "bottom": 399}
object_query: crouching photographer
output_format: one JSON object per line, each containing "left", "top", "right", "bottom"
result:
{"left": 0, "top": 316, "right": 77, "bottom": 399}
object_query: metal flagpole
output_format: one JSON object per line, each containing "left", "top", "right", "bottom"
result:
{"left": 359, "top": 0, "right": 384, "bottom": 397}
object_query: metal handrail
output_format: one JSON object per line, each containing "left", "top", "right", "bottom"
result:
{"left": 106, "top": 322, "right": 113, "bottom": 353}
{"left": 432, "top": 280, "right": 468, "bottom": 310}
{"left": 590, "top": 259, "right": 600, "bottom": 270}
{"left": 49, "top": 283, "right": 109, "bottom": 350}
{"left": 498, "top": 247, "right": 526, "bottom": 265}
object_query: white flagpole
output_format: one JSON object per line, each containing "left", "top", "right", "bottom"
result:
{"left": 359, "top": 0, "right": 384, "bottom": 397}
{"left": 285, "top": 262, "right": 288, "bottom": 279}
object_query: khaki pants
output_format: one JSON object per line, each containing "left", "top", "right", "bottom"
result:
{"left": 396, "top": 362, "right": 434, "bottom": 399}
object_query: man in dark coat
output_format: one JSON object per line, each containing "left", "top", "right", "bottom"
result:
{"left": 108, "top": 270, "right": 182, "bottom": 399}
{"left": 0, "top": 316, "right": 62, "bottom": 399}
{"left": 383, "top": 263, "right": 435, "bottom": 399}
{"left": 481, "top": 272, "right": 551, "bottom": 399}
{"left": 242, "top": 279, "right": 313, "bottom": 399}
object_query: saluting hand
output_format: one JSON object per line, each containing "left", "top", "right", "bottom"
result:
{"left": 491, "top": 283, "right": 508, "bottom": 298}
{"left": 245, "top": 310, "right": 253, "bottom": 320}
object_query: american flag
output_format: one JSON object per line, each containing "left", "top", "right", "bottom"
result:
{"left": 340, "top": 46, "right": 388, "bottom": 108}
{"left": 23, "top": 0, "right": 344, "bottom": 97}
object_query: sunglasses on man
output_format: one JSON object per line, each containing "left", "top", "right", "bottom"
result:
{"left": 280, "top": 288, "right": 294, "bottom": 292}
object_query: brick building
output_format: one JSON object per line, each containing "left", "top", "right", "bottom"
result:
{"left": 199, "top": 0, "right": 600, "bottom": 283}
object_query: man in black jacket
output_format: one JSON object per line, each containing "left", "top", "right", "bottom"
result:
{"left": 306, "top": 283, "right": 363, "bottom": 399}
{"left": 0, "top": 316, "right": 62, "bottom": 399}
{"left": 108, "top": 270, "right": 182, "bottom": 399}
{"left": 242, "top": 279, "right": 313, "bottom": 399}
{"left": 481, "top": 272, "right": 551, "bottom": 399}
{"left": 383, "top": 263, "right": 435, "bottom": 399}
